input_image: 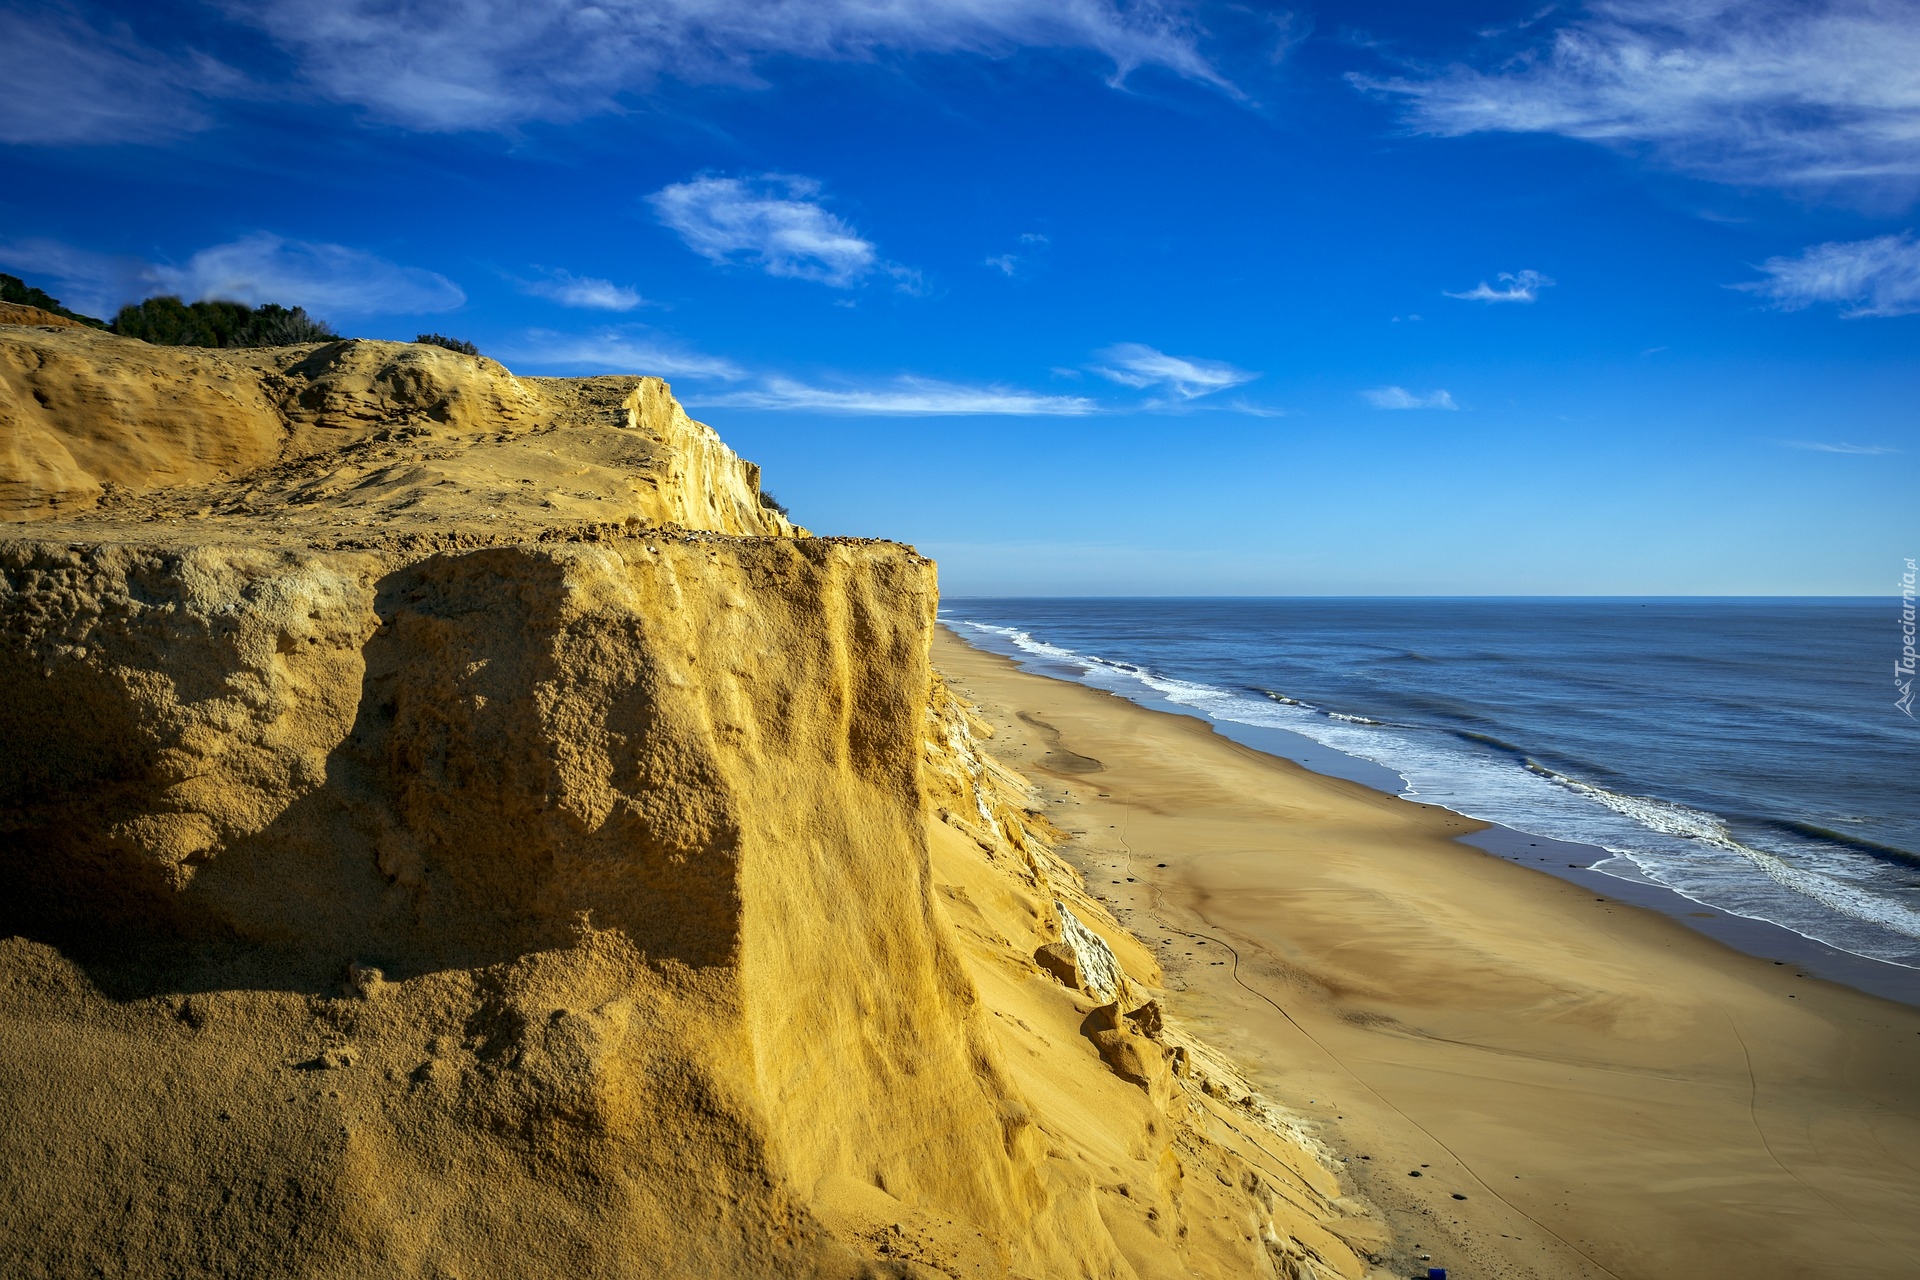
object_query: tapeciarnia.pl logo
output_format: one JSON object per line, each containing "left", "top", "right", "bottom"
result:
{"left": 1899, "top": 557, "right": 1917, "bottom": 720}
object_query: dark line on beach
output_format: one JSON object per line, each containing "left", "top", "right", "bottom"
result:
{"left": 1714, "top": 1002, "right": 1916, "bottom": 1266}
{"left": 1110, "top": 821, "right": 1626, "bottom": 1280}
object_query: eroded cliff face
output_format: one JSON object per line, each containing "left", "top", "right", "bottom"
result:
{"left": 0, "top": 323, "right": 1373, "bottom": 1279}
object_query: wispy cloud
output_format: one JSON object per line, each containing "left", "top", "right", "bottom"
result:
{"left": 1091, "top": 342, "right": 1257, "bottom": 400}
{"left": 518, "top": 268, "right": 643, "bottom": 311}
{"left": 984, "top": 232, "right": 1052, "bottom": 277}
{"left": 0, "top": 9, "right": 234, "bottom": 145}
{"left": 1446, "top": 268, "right": 1554, "bottom": 303}
{"left": 1363, "top": 386, "right": 1459, "bottom": 410}
{"left": 495, "top": 328, "right": 1271, "bottom": 417}
{"left": 503, "top": 329, "right": 747, "bottom": 380}
{"left": 1733, "top": 233, "right": 1920, "bottom": 318}
{"left": 1783, "top": 440, "right": 1901, "bottom": 454}
{"left": 0, "top": 233, "right": 464, "bottom": 317}
{"left": 648, "top": 174, "right": 915, "bottom": 289}
{"left": 1356, "top": 0, "right": 1920, "bottom": 198}
{"left": 153, "top": 234, "right": 465, "bottom": 314}
{"left": 0, "top": 240, "right": 147, "bottom": 318}
{"left": 218, "top": 0, "right": 1223, "bottom": 132}
{"left": 1222, "top": 398, "right": 1287, "bottom": 418}
{"left": 695, "top": 375, "right": 1096, "bottom": 416}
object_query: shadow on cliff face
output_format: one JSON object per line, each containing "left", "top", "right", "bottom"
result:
{"left": 0, "top": 545, "right": 746, "bottom": 1000}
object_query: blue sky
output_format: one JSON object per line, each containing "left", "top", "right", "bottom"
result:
{"left": 3, "top": 0, "right": 1915, "bottom": 594}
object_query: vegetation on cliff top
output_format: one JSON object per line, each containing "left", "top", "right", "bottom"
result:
{"left": 0, "top": 274, "right": 105, "bottom": 328}
{"left": 110, "top": 296, "right": 338, "bottom": 348}
{"left": 3, "top": 272, "right": 341, "bottom": 348}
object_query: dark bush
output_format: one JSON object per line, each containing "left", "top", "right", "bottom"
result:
{"left": 415, "top": 333, "right": 479, "bottom": 356}
{"left": 246, "top": 304, "right": 337, "bottom": 346}
{"left": 113, "top": 296, "right": 250, "bottom": 347}
{"left": 0, "top": 273, "right": 105, "bottom": 327}
{"left": 758, "top": 491, "right": 790, "bottom": 517}
{"left": 110, "top": 296, "right": 338, "bottom": 348}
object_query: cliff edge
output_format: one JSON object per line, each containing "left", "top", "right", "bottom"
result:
{"left": 0, "top": 324, "right": 1379, "bottom": 1279}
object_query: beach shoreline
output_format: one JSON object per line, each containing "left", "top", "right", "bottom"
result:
{"left": 944, "top": 613, "right": 1920, "bottom": 1008}
{"left": 934, "top": 623, "right": 1920, "bottom": 1280}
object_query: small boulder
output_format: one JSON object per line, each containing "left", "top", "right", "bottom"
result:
{"left": 1034, "top": 941, "right": 1083, "bottom": 988}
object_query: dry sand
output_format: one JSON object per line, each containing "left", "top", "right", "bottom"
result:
{"left": 935, "top": 626, "right": 1920, "bottom": 1280}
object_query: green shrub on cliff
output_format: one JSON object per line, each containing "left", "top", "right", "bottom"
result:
{"left": 415, "top": 333, "right": 479, "bottom": 356}
{"left": 0, "top": 273, "right": 105, "bottom": 327}
{"left": 245, "top": 304, "right": 339, "bottom": 346}
{"left": 111, "top": 296, "right": 339, "bottom": 348}
{"left": 113, "top": 296, "right": 252, "bottom": 347}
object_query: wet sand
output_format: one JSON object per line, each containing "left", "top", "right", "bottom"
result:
{"left": 935, "top": 625, "right": 1920, "bottom": 1280}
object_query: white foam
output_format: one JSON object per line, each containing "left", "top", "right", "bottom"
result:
{"left": 1537, "top": 766, "right": 1920, "bottom": 943}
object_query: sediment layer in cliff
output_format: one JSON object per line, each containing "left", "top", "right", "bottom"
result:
{"left": 0, "top": 323, "right": 1376, "bottom": 1279}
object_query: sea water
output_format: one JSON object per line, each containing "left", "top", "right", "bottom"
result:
{"left": 942, "top": 599, "right": 1920, "bottom": 972}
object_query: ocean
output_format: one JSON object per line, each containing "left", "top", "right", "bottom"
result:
{"left": 942, "top": 598, "right": 1920, "bottom": 984}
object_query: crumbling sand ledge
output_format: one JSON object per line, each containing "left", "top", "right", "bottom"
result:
{"left": 0, "top": 324, "right": 1385, "bottom": 1279}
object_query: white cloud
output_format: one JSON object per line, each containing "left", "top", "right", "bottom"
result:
{"left": 153, "top": 234, "right": 465, "bottom": 315}
{"left": 1357, "top": 0, "right": 1920, "bottom": 197}
{"left": 491, "top": 329, "right": 1261, "bottom": 416}
{"left": 1783, "top": 440, "right": 1901, "bottom": 453}
{"left": 503, "top": 329, "right": 748, "bottom": 380}
{"left": 519, "top": 269, "right": 644, "bottom": 311}
{"left": 695, "top": 375, "right": 1096, "bottom": 415}
{"left": 1363, "top": 386, "right": 1459, "bottom": 410}
{"left": 1091, "top": 342, "right": 1257, "bottom": 399}
{"left": 983, "top": 233, "right": 1052, "bottom": 278}
{"left": 1733, "top": 233, "right": 1920, "bottom": 317}
{"left": 0, "top": 9, "right": 232, "bottom": 145}
{"left": 506, "top": 332, "right": 1099, "bottom": 413}
{"left": 1222, "top": 398, "right": 1287, "bottom": 418}
{"left": 218, "top": 0, "right": 1222, "bottom": 132}
{"left": 649, "top": 174, "right": 900, "bottom": 288}
{"left": 0, "top": 233, "right": 464, "bottom": 318}
{"left": 1445, "top": 268, "right": 1554, "bottom": 302}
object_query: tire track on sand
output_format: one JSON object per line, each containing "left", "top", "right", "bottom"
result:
{"left": 1108, "top": 819, "right": 1623, "bottom": 1280}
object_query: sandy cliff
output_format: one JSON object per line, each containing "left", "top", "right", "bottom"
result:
{"left": 0, "top": 324, "right": 1377, "bottom": 1278}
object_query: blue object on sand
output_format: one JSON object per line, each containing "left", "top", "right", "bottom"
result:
{"left": 1426, "top": 1270, "right": 1447, "bottom": 1280}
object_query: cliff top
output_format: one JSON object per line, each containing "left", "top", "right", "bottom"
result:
{"left": 0, "top": 323, "right": 801, "bottom": 547}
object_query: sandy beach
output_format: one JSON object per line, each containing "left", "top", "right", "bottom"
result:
{"left": 935, "top": 625, "right": 1920, "bottom": 1280}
